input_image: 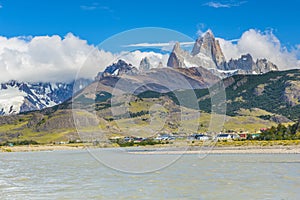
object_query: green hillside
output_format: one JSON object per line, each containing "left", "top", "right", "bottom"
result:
{"left": 1, "top": 69, "right": 300, "bottom": 144}
{"left": 178, "top": 69, "right": 300, "bottom": 121}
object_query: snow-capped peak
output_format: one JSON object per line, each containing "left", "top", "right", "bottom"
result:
{"left": 0, "top": 79, "right": 91, "bottom": 115}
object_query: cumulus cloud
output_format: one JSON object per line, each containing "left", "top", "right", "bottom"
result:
{"left": 0, "top": 33, "right": 171, "bottom": 83}
{"left": 217, "top": 29, "right": 300, "bottom": 69}
{"left": 0, "top": 33, "right": 116, "bottom": 83}
{"left": 1, "top": 29, "right": 298, "bottom": 83}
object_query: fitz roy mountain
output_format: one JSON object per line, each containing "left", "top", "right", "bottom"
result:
{"left": 167, "top": 30, "right": 278, "bottom": 76}
{"left": 93, "top": 30, "right": 279, "bottom": 94}
{"left": 0, "top": 30, "right": 279, "bottom": 115}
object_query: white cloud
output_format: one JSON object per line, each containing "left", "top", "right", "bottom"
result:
{"left": 118, "top": 50, "right": 169, "bottom": 68}
{"left": 0, "top": 33, "right": 116, "bottom": 83}
{"left": 293, "top": 44, "right": 300, "bottom": 59}
{"left": 1, "top": 29, "right": 298, "bottom": 83}
{"left": 204, "top": 1, "right": 247, "bottom": 8}
{"left": 0, "top": 33, "right": 172, "bottom": 83}
{"left": 217, "top": 29, "right": 300, "bottom": 69}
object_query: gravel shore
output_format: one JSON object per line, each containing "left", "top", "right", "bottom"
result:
{"left": 1, "top": 144, "right": 300, "bottom": 154}
{"left": 127, "top": 145, "right": 300, "bottom": 154}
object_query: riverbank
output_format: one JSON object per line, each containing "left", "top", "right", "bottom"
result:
{"left": 1, "top": 143, "right": 300, "bottom": 154}
{"left": 128, "top": 145, "right": 300, "bottom": 154}
{"left": 0, "top": 144, "right": 85, "bottom": 152}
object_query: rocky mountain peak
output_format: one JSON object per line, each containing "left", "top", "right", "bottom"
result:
{"left": 173, "top": 42, "right": 181, "bottom": 53}
{"left": 167, "top": 42, "right": 187, "bottom": 68}
{"left": 166, "top": 29, "right": 279, "bottom": 76}
{"left": 96, "top": 59, "right": 138, "bottom": 79}
{"left": 0, "top": 79, "right": 91, "bottom": 115}
{"left": 139, "top": 57, "right": 152, "bottom": 71}
{"left": 191, "top": 30, "right": 226, "bottom": 68}
{"left": 203, "top": 29, "right": 214, "bottom": 39}
{"left": 226, "top": 54, "right": 255, "bottom": 72}
{"left": 256, "top": 58, "right": 278, "bottom": 73}
{"left": 224, "top": 53, "right": 278, "bottom": 74}
{"left": 167, "top": 31, "right": 227, "bottom": 70}
{"left": 157, "top": 62, "right": 163, "bottom": 68}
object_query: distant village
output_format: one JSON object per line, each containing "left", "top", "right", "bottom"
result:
{"left": 107, "top": 129, "right": 265, "bottom": 144}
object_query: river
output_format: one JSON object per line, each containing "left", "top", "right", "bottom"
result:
{"left": 0, "top": 149, "right": 299, "bottom": 199}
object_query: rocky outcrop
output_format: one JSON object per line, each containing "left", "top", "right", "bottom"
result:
{"left": 283, "top": 80, "right": 300, "bottom": 106}
{"left": 256, "top": 58, "right": 278, "bottom": 73}
{"left": 139, "top": 57, "right": 152, "bottom": 71}
{"left": 226, "top": 54, "right": 255, "bottom": 72}
{"left": 270, "top": 115, "right": 292, "bottom": 123}
{"left": 192, "top": 30, "right": 226, "bottom": 68}
{"left": 0, "top": 79, "right": 91, "bottom": 115}
{"left": 167, "top": 42, "right": 188, "bottom": 68}
{"left": 96, "top": 60, "right": 138, "bottom": 79}
{"left": 157, "top": 62, "right": 163, "bottom": 68}
{"left": 167, "top": 31, "right": 225, "bottom": 69}
{"left": 225, "top": 54, "right": 278, "bottom": 74}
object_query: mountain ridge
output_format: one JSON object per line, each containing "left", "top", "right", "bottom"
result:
{"left": 167, "top": 30, "right": 278, "bottom": 75}
{"left": 0, "top": 79, "right": 91, "bottom": 116}
{"left": 0, "top": 30, "right": 285, "bottom": 116}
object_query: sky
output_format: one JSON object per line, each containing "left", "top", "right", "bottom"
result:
{"left": 0, "top": 0, "right": 299, "bottom": 82}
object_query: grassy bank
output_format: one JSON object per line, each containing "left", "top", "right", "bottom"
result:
{"left": 1, "top": 139, "right": 300, "bottom": 153}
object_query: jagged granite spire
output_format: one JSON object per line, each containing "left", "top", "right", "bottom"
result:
{"left": 192, "top": 30, "right": 226, "bottom": 68}
{"left": 225, "top": 54, "right": 278, "bottom": 74}
{"left": 255, "top": 58, "right": 278, "bottom": 74}
{"left": 167, "top": 42, "right": 187, "bottom": 68}
{"left": 139, "top": 57, "right": 152, "bottom": 71}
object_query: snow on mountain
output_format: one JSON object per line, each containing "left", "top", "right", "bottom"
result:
{"left": 191, "top": 30, "right": 226, "bottom": 68}
{"left": 0, "top": 86, "right": 27, "bottom": 115}
{"left": 0, "top": 79, "right": 91, "bottom": 115}
{"left": 118, "top": 50, "right": 169, "bottom": 69}
{"left": 0, "top": 30, "right": 280, "bottom": 116}
{"left": 167, "top": 30, "right": 278, "bottom": 75}
{"left": 95, "top": 30, "right": 278, "bottom": 79}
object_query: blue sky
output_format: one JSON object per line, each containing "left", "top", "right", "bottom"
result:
{"left": 0, "top": 0, "right": 299, "bottom": 83}
{"left": 0, "top": 0, "right": 299, "bottom": 46}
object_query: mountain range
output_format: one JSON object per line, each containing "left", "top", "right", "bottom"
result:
{"left": 1, "top": 68, "right": 300, "bottom": 143}
{"left": 0, "top": 79, "right": 91, "bottom": 115}
{"left": 0, "top": 30, "right": 279, "bottom": 116}
{"left": 1, "top": 29, "right": 297, "bottom": 144}
{"left": 167, "top": 30, "right": 278, "bottom": 76}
